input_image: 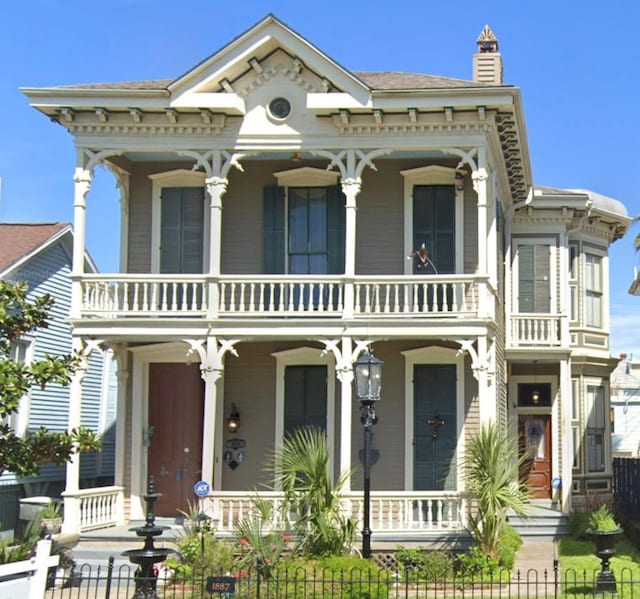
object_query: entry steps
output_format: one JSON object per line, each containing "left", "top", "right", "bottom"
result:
{"left": 507, "top": 500, "right": 569, "bottom": 541}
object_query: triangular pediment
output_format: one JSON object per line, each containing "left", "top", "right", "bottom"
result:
{"left": 169, "top": 14, "right": 371, "bottom": 110}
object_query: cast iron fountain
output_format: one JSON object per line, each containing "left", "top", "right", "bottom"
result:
{"left": 122, "top": 477, "right": 173, "bottom": 599}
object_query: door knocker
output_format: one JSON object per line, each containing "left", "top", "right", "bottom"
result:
{"left": 427, "top": 415, "right": 445, "bottom": 440}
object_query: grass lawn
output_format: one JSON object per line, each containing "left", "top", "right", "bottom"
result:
{"left": 558, "top": 537, "right": 640, "bottom": 598}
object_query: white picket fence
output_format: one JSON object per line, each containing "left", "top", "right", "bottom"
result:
{"left": 0, "top": 540, "right": 59, "bottom": 599}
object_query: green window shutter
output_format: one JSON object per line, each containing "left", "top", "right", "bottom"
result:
{"left": 284, "top": 365, "right": 327, "bottom": 436}
{"left": 413, "top": 185, "right": 455, "bottom": 274}
{"left": 518, "top": 244, "right": 550, "bottom": 313}
{"left": 160, "top": 187, "right": 204, "bottom": 274}
{"left": 327, "top": 185, "right": 345, "bottom": 274}
{"left": 263, "top": 186, "right": 285, "bottom": 274}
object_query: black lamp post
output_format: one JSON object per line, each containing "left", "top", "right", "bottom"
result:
{"left": 353, "top": 350, "right": 383, "bottom": 558}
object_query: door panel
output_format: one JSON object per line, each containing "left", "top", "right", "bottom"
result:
{"left": 519, "top": 414, "right": 551, "bottom": 498}
{"left": 413, "top": 364, "right": 457, "bottom": 490}
{"left": 148, "top": 363, "right": 204, "bottom": 516}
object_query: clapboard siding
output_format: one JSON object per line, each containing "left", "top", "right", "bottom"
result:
{"left": 1, "top": 240, "right": 115, "bottom": 486}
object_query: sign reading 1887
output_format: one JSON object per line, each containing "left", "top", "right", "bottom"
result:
{"left": 206, "top": 576, "right": 236, "bottom": 595}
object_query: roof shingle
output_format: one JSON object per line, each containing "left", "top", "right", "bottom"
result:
{"left": 0, "top": 223, "right": 69, "bottom": 274}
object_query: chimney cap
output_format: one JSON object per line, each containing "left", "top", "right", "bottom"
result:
{"left": 477, "top": 25, "right": 499, "bottom": 53}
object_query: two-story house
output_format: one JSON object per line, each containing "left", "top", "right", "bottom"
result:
{"left": 0, "top": 223, "right": 116, "bottom": 537}
{"left": 21, "top": 16, "right": 630, "bottom": 538}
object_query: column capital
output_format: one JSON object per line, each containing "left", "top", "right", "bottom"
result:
{"left": 200, "top": 364, "right": 223, "bottom": 383}
{"left": 205, "top": 176, "right": 229, "bottom": 208}
{"left": 472, "top": 168, "right": 489, "bottom": 196}
{"left": 341, "top": 177, "right": 362, "bottom": 201}
{"left": 73, "top": 168, "right": 92, "bottom": 205}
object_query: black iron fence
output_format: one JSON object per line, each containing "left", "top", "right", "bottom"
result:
{"left": 44, "top": 561, "right": 640, "bottom": 598}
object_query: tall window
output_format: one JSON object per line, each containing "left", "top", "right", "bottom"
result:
{"left": 569, "top": 243, "right": 578, "bottom": 322}
{"left": 585, "top": 253, "right": 603, "bottom": 327}
{"left": 160, "top": 187, "right": 204, "bottom": 274}
{"left": 288, "top": 188, "right": 329, "bottom": 274}
{"left": 517, "top": 243, "right": 551, "bottom": 313}
{"left": 413, "top": 186, "right": 455, "bottom": 274}
{"left": 263, "top": 185, "right": 344, "bottom": 275}
{"left": 5, "top": 340, "right": 32, "bottom": 436}
{"left": 585, "top": 385, "right": 605, "bottom": 473}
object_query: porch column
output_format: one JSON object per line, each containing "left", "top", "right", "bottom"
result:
{"left": 111, "top": 345, "right": 129, "bottom": 491}
{"left": 559, "top": 357, "right": 572, "bottom": 511}
{"left": 61, "top": 337, "right": 89, "bottom": 534}
{"left": 205, "top": 177, "right": 228, "bottom": 319}
{"left": 476, "top": 335, "right": 495, "bottom": 423}
{"left": 71, "top": 168, "right": 92, "bottom": 319}
{"left": 337, "top": 337, "right": 354, "bottom": 491}
{"left": 341, "top": 178, "right": 361, "bottom": 319}
{"left": 473, "top": 149, "right": 489, "bottom": 317}
{"left": 200, "top": 338, "right": 223, "bottom": 490}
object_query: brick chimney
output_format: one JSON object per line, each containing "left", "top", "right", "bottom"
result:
{"left": 473, "top": 25, "right": 503, "bottom": 84}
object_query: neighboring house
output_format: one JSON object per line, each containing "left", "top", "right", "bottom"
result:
{"left": 0, "top": 223, "right": 116, "bottom": 537}
{"left": 610, "top": 353, "right": 640, "bottom": 457}
{"left": 21, "top": 16, "right": 630, "bottom": 540}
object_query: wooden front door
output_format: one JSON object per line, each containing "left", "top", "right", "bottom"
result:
{"left": 148, "top": 363, "right": 204, "bottom": 516}
{"left": 519, "top": 414, "right": 552, "bottom": 498}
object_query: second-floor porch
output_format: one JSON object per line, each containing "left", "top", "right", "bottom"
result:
{"left": 75, "top": 272, "right": 567, "bottom": 348}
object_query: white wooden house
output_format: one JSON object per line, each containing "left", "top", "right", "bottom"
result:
{"left": 21, "top": 16, "right": 630, "bottom": 539}
{"left": 0, "top": 223, "right": 116, "bottom": 537}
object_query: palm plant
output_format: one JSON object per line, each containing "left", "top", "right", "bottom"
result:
{"left": 265, "top": 426, "right": 355, "bottom": 556}
{"left": 463, "top": 422, "right": 529, "bottom": 560}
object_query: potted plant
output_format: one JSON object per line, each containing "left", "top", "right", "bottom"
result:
{"left": 586, "top": 505, "right": 623, "bottom": 593}
{"left": 39, "top": 501, "right": 63, "bottom": 535}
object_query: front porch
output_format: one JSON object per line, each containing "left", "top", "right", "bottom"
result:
{"left": 68, "top": 487, "right": 469, "bottom": 539}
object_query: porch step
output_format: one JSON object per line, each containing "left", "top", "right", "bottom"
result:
{"left": 508, "top": 502, "right": 569, "bottom": 540}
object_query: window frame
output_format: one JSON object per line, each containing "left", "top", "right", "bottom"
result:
{"left": 585, "top": 382, "right": 607, "bottom": 474}
{"left": 512, "top": 237, "right": 557, "bottom": 314}
{"left": 584, "top": 251, "right": 604, "bottom": 329}
{"left": 401, "top": 166, "right": 464, "bottom": 275}
{"left": 149, "top": 169, "right": 208, "bottom": 274}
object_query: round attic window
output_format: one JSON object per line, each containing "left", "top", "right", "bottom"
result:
{"left": 268, "top": 97, "right": 291, "bottom": 120}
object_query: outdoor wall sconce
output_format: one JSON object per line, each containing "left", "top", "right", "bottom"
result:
{"left": 427, "top": 415, "right": 446, "bottom": 440}
{"left": 226, "top": 404, "right": 240, "bottom": 433}
{"left": 454, "top": 169, "right": 466, "bottom": 191}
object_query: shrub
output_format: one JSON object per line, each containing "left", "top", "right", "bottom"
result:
{"left": 567, "top": 510, "right": 590, "bottom": 540}
{"left": 166, "top": 530, "right": 235, "bottom": 578}
{"left": 396, "top": 546, "right": 453, "bottom": 580}
{"left": 496, "top": 524, "right": 522, "bottom": 570}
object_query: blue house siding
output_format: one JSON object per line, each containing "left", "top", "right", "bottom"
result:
{"left": 1, "top": 241, "right": 116, "bottom": 488}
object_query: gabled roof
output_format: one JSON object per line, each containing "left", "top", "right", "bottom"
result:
{"left": 0, "top": 222, "right": 98, "bottom": 277}
{"left": 0, "top": 223, "right": 69, "bottom": 274}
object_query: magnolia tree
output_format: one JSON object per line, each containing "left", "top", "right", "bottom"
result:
{"left": 0, "top": 280, "right": 100, "bottom": 477}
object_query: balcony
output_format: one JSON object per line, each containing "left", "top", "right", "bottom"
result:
{"left": 508, "top": 313, "right": 565, "bottom": 348}
{"left": 78, "top": 274, "right": 489, "bottom": 321}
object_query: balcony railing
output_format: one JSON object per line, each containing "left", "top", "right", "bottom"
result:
{"left": 509, "top": 314, "right": 564, "bottom": 347}
{"left": 78, "top": 274, "right": 485, "bottom": 320}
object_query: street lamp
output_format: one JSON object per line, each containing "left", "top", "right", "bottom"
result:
{"left": 353, "top": 350, "right": 383, "bottom": 558}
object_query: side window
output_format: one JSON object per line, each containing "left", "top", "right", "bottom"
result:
{"left": 585, "top": 385, "right": 605, "bottom": 473}
{"left": 584, "top": 253, "right": 603, "bottom": 328}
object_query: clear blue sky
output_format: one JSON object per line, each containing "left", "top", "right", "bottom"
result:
{"left": 1, "top": 0, "right": 638, "bottom": 357}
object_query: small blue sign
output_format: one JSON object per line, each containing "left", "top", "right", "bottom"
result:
{"left": 551, "top": 477, "right": 562, "bottom": 489}
{"left": 194, "top": 480, "right": 211, "bottom": 497}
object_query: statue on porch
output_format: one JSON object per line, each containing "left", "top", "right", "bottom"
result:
{"left": 407, "top": 243, "right": 438, "bottom": 274}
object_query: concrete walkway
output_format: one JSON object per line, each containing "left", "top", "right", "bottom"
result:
{"left": 512, "top": 539, "right": 561, "bottom": 596}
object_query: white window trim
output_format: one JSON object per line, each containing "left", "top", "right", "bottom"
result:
{"left": 401, "top": 345, "right": 464, "bottom": 491}
{"left": 272, "top": 346, "right": 336, "bottom": 483}
{"left": 584, "top": 379, "right": 609, "bottom": 474}
{"left": 401, "top": 165, "right": 464, "bottom": 275}
{"left": 512, "top": 237, "right": 557, "bottom": 314}
{"left": 8, "top": 338, "right": 34, "bottom": 437}
{"left": 583, "top": 248, "right": 607, "bottom": 331}
{"left": 149, "top": 169, "right": 208, "bottom": 274}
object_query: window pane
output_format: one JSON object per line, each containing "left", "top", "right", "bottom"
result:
{"left": 289, "top": 193, "right": 308, "bottom": 254}
{"left": 308, "top": 192, "right": 327, "bottom": 252}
